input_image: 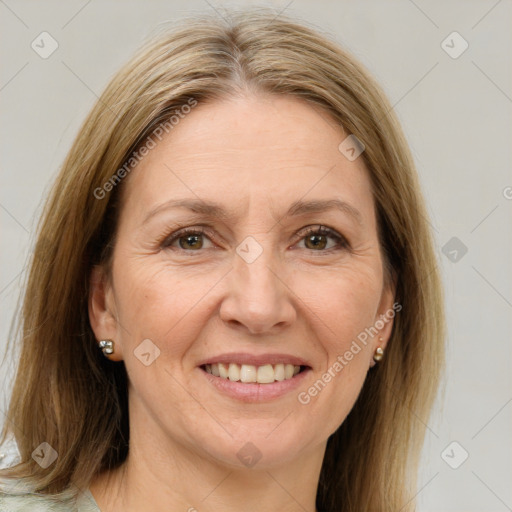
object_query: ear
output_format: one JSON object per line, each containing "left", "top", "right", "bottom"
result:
{"left": 369, "top": 272, "right": 399, "bottom": 368}
{"left": 89, "top": 265, "right": 124, "bottom": 361}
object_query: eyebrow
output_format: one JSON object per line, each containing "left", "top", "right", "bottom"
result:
{"left": 142, "top": 198, "right": 363, "bottom": 226}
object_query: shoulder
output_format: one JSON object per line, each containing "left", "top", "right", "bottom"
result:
{"left": 0, "top": 492, "right": 70, "bottom": 511}
{"left": 0, "top": 489, "right": 99, "bottom": 512}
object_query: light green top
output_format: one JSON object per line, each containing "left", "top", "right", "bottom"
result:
{"left": 0, "top": 488, "right": 100, "bottom": 511}
{"left": 0, "top": 437, "right": 101, "bottom": 510}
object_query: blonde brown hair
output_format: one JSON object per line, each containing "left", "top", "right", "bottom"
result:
{"left": 1, "top": 9, "right": 444, "bottom": 511}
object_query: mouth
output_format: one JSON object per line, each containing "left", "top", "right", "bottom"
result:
{"left": 200, "top": 362, "right": 310, "bottom": 384}
{"left": 197, "top": 353, "right": 312, "bottom": 402}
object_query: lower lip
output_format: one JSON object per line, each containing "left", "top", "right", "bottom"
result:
{"left": 198, "top": 366, "right": 311, "bottom": 403}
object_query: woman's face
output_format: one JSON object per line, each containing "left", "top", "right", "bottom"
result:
{"left": 90, "top": 94, "right": 395, "bottom": 469}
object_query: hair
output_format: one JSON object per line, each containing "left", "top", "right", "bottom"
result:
{"left": 0, "top": 8, "right": 444, "bottom": 511}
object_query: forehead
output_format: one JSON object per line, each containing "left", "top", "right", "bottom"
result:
{"left": 121, "top": 94, "right": 374, "bottom": 225}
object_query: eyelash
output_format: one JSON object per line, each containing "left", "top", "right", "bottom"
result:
{"left": 161, "top": 225, "right": 350, "bottom": 254}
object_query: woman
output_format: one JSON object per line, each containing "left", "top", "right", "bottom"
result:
{"left": 0, "top": 9, "right": 444, "bottom": 512}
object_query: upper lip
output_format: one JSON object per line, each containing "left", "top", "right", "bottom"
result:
{"left": 197, "top": 352, "right": 311, "bottom": 368}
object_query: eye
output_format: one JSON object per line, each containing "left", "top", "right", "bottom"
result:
{"left": 161, "top": 225, "right": 349, "bottom": 254}
{"left": 162, "top": 227, "right": 214, "bottom": 251}
{"left": 295, "top": 225, "right": 349, "bottom": 252}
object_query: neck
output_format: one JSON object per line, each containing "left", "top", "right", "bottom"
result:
{"left": 90, "top": 424, "right": 325, "bottom": 512}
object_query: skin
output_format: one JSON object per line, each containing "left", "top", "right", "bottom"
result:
{"left": 89, "top": 93, "right": 395, "bottom": 512}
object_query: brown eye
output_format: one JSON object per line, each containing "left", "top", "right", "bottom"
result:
{"left": 304, "top": 233, "right": 328, "bottom": 250}
{"left": 163, "top": 227, "right": 214, "bottom": 252}
{"left": 179, "top": 233, "right": 203, "bottom": 250}
{"left": 297, "top": 226, "right": 348, "bottom": 252}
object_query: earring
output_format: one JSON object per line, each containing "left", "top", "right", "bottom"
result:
{"left": 373, "top": 347, "right": 384, "bottom": 362}
{"left": 98, "top": 339, "right": 114, "bottom": 356}
{"left": 373, "top": 337, "right": 384, "bottom": 363}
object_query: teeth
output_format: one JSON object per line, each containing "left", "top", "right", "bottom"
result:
{"left": 218, "top": 363, "right": 229, "bottom": 379}
{"left": 228, "top": 363, "right": 240, "bottom": 381}
{"left": 205, "top": 362, "right": 303, "bottom": 383}
{"left": 274, "top": 363, "right": 285, "bottom": 381}
{"left": 240, "top": 364, "right": 257, "bottom": 383}
{"left": 257, "top": 364, "right": 275, "bottom": 384}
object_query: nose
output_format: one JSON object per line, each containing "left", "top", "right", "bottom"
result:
{"left": 219, "top": 246, "right": 297, "bottom": 335}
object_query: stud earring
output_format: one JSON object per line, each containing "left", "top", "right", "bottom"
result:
{"left": 98, "top": 339, "right": 114, "bottom": 356}
{"left": 373, "top": 337, "right": 384, "bottom": 363}
{"left": 373, "top": 346, "right": 384, "bottom": 362}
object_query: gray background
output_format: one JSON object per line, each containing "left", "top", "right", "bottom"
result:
{"left": 1, "top": 1, "right": 511, "bottom": 510}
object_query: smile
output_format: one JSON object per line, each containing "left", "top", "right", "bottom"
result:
{"left": 202, "top": 363, "right": 304, "bottom": 384}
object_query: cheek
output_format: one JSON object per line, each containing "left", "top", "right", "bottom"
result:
{"left": 306, "top": 266, "right": 382, "bottom": 349}
{"left": 113, "top": 247, "right": 382, "bottom": 362}
{"left": 112, "top": 255, "right": 224, "bottom": 358}
{"left": 294, "top": 269, "right": 381, "bottom": 430}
